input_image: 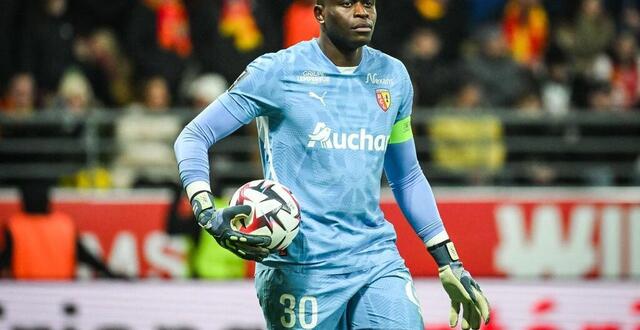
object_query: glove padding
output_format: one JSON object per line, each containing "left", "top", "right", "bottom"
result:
{"left": 439, "top": 261, "right": 490, "bottom": 329}
{"left": 428, "top": 239, "right": 490, "bottom": 329}
{"left": 192, "top": 192, "right": 271, "bottom": 261}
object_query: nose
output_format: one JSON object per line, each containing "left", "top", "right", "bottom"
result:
{"left": 354, "top": 2, "right": 369, "bottom": 18}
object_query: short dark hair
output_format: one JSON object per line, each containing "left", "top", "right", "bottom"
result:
{"left": 316, "top": 0, "right": 324, "bottom": 5}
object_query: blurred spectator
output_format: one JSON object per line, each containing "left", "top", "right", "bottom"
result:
{"left": 450, "top": 81, "right": 485, "bottom": 109}
{"left": 516, "top": 89, "right": 543, "bottom": 113}
{"left": 186, "top": 0, "right": 273, "bottom": 85}
{"left": 144, "top": 76, "right": 171, "bottom": 110}
{"left": 188, "top": 74, "right": 228, "bottom": 110}
{"left": 0, "top": 182, "right": 123, "bottom": 279}
{"left": 605, "top": 32, "right": 640, "bottom": 109}
{"left": 587, "top": 80, "right": 615, "bottom": 111}
{"left": 53, "top": 70, "right": 95, "bottom": 115}
{"left": 49, "top": 70, "right": 100, "bottom": 184}
{"left": 111, "top": 76, "right": 181, "bottom": 188}
{"left": 219, "top": 0, "right": 263, "bottom": 52}
{"left": 622, "top": 4, "right": 640, "bottom": 37}
{"left": 75, "top": 29, "right": 134, "bottom": 107}
{"left": 541, "top": 54, "right": 572, "bottom": 115}
{"left": 465, "top": 26, "right": 528, "bottom": 107}
{"left": 0, "top": 73, "right": 36, "bottom": 115}
{"left": 568, "top": 0, "right": 615, "bottom": 75}
{"left": 401, "top": 28, "right": 456, "bottom": 107}
{"left": 126, "top": 0, "right": 192, "bottom": 101}
{"left": 19, "top": 0, "right": 77, "bottom": 104}
{"left": 283, "top": 0, "right": 319, "bottom": 48}
{"left": 411, "top": 0, "right": 470, "bottom": 61}
{"left": 502, "top": 0, "right": 549, "bottom": 68}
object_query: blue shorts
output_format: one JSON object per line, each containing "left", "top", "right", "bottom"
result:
{"left": 254, "top": 260, "right": 424, "bottom": 330}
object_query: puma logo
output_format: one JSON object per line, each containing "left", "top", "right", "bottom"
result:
{"left": 308, "top": 91, "right": 327, "bottom": 106}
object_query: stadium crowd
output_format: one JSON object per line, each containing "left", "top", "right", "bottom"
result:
{"left": 2, "top": 0, "right": 640, "bottom": 114}
{"left": 1, "top": 0, "right": 640, "bottom": 189}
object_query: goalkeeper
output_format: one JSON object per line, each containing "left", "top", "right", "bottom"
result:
{"left": 175, "top": 0, "right": 490, "bottom": 329}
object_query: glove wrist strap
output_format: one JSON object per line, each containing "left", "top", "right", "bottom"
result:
{"left": 427, "top": 239, "right": 460, "bottom": 267}
{"left": 190, "top": 191, "right": 215, "bottom": 217}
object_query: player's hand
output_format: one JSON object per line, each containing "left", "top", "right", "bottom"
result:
{"left": 439, "top": 261, "right": 490, "bottom": 329}
{"left": 428, "top": 240, "right": 490, "bottom": 329}
{"left": 191, "top": 191, "right": 271, "bottom": 261}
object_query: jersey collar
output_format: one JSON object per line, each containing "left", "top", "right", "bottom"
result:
{"left": 311, "top": 38, "right": 369, "bottom": 75}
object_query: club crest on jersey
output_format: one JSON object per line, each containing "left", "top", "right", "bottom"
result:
{"left": 375, "top": 89, "right": 391, "bottom": 111}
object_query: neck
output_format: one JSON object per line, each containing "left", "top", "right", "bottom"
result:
{"left": 317, "top": 34, "right": 363, "bottom": 67}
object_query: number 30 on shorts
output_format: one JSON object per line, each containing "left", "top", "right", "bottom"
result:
{"left": 279, "top": 293, "right": 318, "bottom": 329}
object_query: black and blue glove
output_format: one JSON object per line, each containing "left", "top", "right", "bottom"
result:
{"left": 191, "top": 191, "right": 271, "bottom": 262}
{"left": 428, "top": 240, "right": 491, "bottom": 330}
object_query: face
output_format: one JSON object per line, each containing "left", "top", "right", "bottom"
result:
{"left": 616, "top": 35, "right": 637, "bottom": 61}
{"left": 10, "top": 74, "right": 35, "bottom": 110}
{"left": 46, "top": 0, "right": 66, "bottom": 17}
{"left": 144, "top": 77, "right": 170, "bottom": 111}
{"left": 316, "top": 0, "right": 377, "bottom": 50}
{"left": 582, "top": 0, "right": 602, "bottom": 17}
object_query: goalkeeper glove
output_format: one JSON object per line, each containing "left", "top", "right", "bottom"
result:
{"left": 428, "top": 240, "right": 491, "bottom": 330}
{"left": 191, "top": 191, "right": 271, "bottom": 262}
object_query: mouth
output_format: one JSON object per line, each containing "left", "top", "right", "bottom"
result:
{"left": 352, "top": 23, "right": 373, "bottom": 33}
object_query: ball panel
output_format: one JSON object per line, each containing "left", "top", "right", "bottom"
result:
{"left": 275, "top": 210, "right": 300, "bottom": 231}
{"left": 229, "top": 179, "right": 301, "bottom": 251}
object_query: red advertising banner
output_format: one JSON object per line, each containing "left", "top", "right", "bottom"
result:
{"left": 1, "top": 188, "right": 639, "bottom": 279}
{"left": 388, "top": 189, "right": 640, "bottom": 278}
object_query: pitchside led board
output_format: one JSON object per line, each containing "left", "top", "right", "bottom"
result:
{"left": 0, "top": 188, "right": 638, "bottom": 279}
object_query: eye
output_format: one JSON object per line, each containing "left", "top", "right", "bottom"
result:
{"left": 340, "top": 1, "right": 353, "bottom": 7}
{"left": 363, "top": 0, "right": 374, "bottom": 7}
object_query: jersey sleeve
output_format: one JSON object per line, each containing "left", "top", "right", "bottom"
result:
{"left": 384, "top": 139, "right": 445, "bottom": 244}
{"left": 395, "top": 62, "right": 414, "bottom": 122}
{"left": 217, "top": 53, "right": 285, "bottom": 124}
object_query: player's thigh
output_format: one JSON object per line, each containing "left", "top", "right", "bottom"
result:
{"left": 255, "top": 268, "right": 355, "bottom": 330}
{"left": 346, "top": 268, "right": 424, "bottom": 330}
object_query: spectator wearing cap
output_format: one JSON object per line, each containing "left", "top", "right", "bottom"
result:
{"left": 188, "top": 74, "right": 228, "bottom": 111}
{"left": 54, "top": 70, "right": 95, "bottom": 115}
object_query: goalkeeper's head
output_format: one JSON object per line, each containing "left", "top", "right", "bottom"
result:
{"left": 313, "top": 0, "right": 377, "bottom": 51}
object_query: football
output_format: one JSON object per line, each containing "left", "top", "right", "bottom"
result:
{"left": 229, "top": 179, "right": 301, "bottom": 251}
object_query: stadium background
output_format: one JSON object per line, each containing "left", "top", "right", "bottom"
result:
{"left": 0, "top": 0, "right": 639, "bottom": 329}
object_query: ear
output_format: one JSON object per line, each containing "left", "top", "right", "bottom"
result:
{"left": 314, "top": 5, "right": 325, "bottom": 24}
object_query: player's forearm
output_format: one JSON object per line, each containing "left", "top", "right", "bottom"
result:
{"left": 175, "top": 125, "right": 211, "bottom": 188}
{"left": 389, "top": 167, "right": 446, "bottom": 243}
{"left": 384, "top": 141, "right": 446, "bottom": 245}
{"left": 174, "top": 100, "right": 245, "bottom": 189}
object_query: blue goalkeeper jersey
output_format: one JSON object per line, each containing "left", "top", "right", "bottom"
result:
{"left": 216, "top": 39, "right": 414, "bottom": 273}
